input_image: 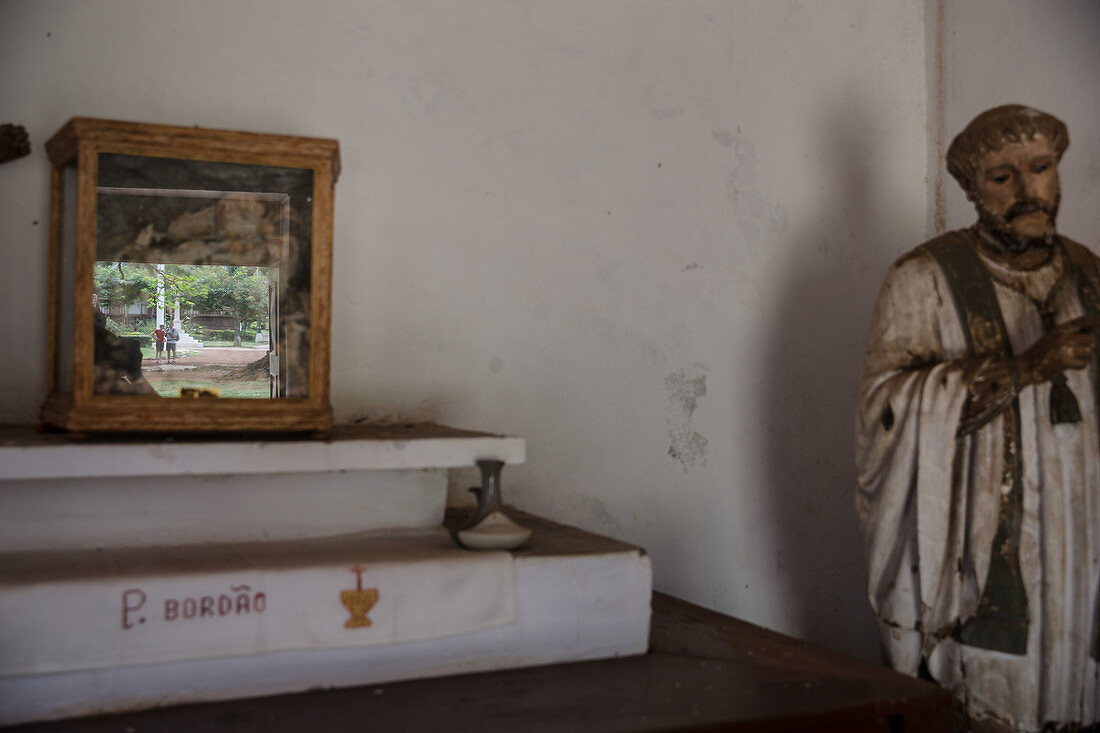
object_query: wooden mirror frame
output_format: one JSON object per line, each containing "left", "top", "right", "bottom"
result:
{"left": 40, "top": 118, "right": 339, "bottom": 433}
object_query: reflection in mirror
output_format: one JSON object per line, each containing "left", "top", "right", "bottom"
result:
{"left": 94, "top": 263, "right": 274, "bottom": 398}
{"left": 92, "top": 154, "right": 313, "bottom": 398}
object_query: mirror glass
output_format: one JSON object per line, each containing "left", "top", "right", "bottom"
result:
{"left": 91, "top": 154, "right": 313, "bottom": 399}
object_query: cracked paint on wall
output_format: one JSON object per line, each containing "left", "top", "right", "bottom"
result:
{"left": 665, "top": 364, "right": 709, "bottom": 472}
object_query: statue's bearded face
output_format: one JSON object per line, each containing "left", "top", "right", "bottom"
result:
{"left": 973, "top": 135, "right": 1060, "bottom": 252}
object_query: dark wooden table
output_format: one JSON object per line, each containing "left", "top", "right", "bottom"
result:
{"left": 9, "top": 593, "right": 952, "bottom": 732}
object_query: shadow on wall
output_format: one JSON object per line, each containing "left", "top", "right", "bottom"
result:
{"left": 756, "top": 98, "right": 909, "bottom": 664}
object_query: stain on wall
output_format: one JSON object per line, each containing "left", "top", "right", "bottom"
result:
{"left": 717, "top": 127, "right": 788, "bottom": 245}
{"left": 664, "top": 363, "right": 708, "bottom": 472}
{"left": 565, "top": 493, "right": 620, "bottom": 533}
{"left": 711, "top": 130, "right": 735, "bottom": 148}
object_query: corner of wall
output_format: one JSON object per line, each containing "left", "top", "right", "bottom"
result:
{"left": 924, "top": 0, "right": 947, "bottom": 238}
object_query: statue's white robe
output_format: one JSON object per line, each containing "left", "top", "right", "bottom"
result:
{"left": 857, "top": 242, "right": 1100, "bottom": 730}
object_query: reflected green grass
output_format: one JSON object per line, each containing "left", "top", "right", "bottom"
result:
{"left": 150, "top": 381, "right": 269, "bottom": 399}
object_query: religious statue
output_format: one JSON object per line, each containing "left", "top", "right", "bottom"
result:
{"left": 856, "top": 105, "right": 1100, "bottom": 732}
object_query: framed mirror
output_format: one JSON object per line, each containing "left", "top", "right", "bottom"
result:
{"left": 40, "top": 118, "right": 339, "bottom": 433}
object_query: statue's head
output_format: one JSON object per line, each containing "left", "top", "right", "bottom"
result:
{"left": 947, "top": 105, "right": 1068, "bottom": 251}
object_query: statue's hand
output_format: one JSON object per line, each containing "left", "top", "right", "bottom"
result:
{"left": 1016, "top": 315, "right": 1100, "bottom": 388}
{"left": 967, "top": 357, "right": 1015, "bottom": 406}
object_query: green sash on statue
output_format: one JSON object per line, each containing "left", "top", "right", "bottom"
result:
{"left": 925, "top": 231, "right": 1028, "bottom": 654}
{"left": 924, "top": 231, "right": 1100, "bottom": 657}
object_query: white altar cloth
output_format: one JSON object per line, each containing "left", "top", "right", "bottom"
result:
{"left": 0, "top": 529, "right": 515, "bottom": 676}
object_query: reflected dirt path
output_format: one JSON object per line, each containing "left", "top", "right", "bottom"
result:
{"left": 144, "top": 346, "right": 268, "bottom": 367}
{"left": 142, "top": 347, "right": 270, "bottom": 398}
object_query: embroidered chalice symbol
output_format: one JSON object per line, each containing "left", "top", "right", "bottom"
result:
{"left": 340, "top": 564, "right": 379, "bottom": 629}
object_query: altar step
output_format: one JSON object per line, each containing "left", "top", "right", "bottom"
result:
{"left": 0, "top": 424, "right": 527, "bottom": 553}
{"left": 0, "top": 514, "right": 652, "bottom": 726}
{"left": 0, "top": 425, "right": 651, "bottom": 726}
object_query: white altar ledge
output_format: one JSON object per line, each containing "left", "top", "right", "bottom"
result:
{"left": 0, "top": 424, "right": 524, "bottom": 553}
{"left": 0, "top": 528, "right": 517, "bottom": 676}
{"left": 0, "top": 514, "right": 651, "bottom": 726}
{"left": 0, "top": 423, "right": 526, "bottom": 480}
{"left": 0, "top": 425, "right": 652, "bottom": 726}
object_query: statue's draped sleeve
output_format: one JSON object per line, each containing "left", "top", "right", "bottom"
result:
{"left": 856, "top": 250, "right": 1002, "bottom": 674}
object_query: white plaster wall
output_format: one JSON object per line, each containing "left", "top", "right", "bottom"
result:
{"left": 0, "top": 0, "right": 931, "bottom": 661}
